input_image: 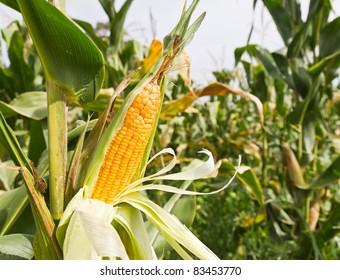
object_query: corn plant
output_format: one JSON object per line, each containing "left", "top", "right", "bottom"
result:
{"left": 0, "top": 0, "right": 240, "bottom": 260}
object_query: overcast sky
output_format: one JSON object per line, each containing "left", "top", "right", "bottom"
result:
{"left": 1, "top": 0, "right": 340, "bottom": 82}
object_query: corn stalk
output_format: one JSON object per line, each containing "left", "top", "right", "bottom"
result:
{"left": 15, "top": 0, "right": 105, "bottom": 220}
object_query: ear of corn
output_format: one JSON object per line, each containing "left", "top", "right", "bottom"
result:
{"left": 91, "top": 82, "right": 160, "bottom": 203}
{"left": 83, "top": 74, "right": 162, "bottom": 203}
{"left": 83, "top": 0, "right": 206, "bottom": 204}
{"left": 283, "top": 143, "right": 306, "bottom": 189}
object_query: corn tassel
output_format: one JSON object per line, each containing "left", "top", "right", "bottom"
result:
{"left": 91, "top": 81, "right": 160, "bottom": 203}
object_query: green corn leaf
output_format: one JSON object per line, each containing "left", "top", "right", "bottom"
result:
{"left": 20, "top": 168, "right": 62, "bottom": 259}
{"left": 308, "top": 17, "right": 340, "bottom": 75}
{"left": 165, "top": 181, "right": 196, "bottom": 228}
{"left": 0, "top": 111, "right": 33, "bottom": 173}
{"left": 308, "top": 51, "right": 340, "bottom": 75}
{"left": 16, "top": 0, "right": 105, "bottom": 105}
{"left": 0, "top": 160, "right": 18, "bottom": 191}
{"left": 0, "top": 234, "right": 34, "bottom": 260}
{"left": 235, "top": 44, "right": 283, "bottom": 80}
{"left": 319, "top": 17, "right": 340, "bottom": 58}
{"left": 65, "top": 118, "right": 90, "bottom": 204}
{"left": 98, "top": 0, "right": 115, "bottom": 21}
{"left": 262, "top": 0, "right": 302, "bottom": 45}
{"left": 0, "top": 111, "right": 61, "bottom": 259}
{"left": 7, "top": 30, "right": 35, "bottom": 93}
{"left": 309, "top": 156, "right": 340, "bottom": 189}
{"left": 73, "top": 19, "right": 108, "bottom": 53}
{"left": 163, "top": 0, "right": 205, "bottom": 55}
{"left": 28, "top": 120, "right": 46, "bottom": 166}
{"left": 220, "top": 160, "right": 264, "bottom": 206}
{"left": 316, "top": 201, "right": 340, "bottom": 244}
{"left": 0, "top": 186, "right": 28, "bottom": 236}
{"left": 0, "top": 0, "right": 19, "bottom": 12}
{"left": 109, "top": 0, "right": 133, "bottom": 52}
{"left": 0, "top": 92, "right": 47, "bottom": 120}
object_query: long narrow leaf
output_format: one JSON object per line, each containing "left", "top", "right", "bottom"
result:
{"left": 309, "top": 156, "right": 340, "bottom": 189}
{"left": 0, "top": 111, "right": 61, "bottom": 259}
{"left": 0, "top": 186, "right": 28, "bottom": 236}
{"left": 16, "top": 0, "right": 104, "bottom": 104}
{"left": 0, "top": 111, "right": 33, "bottom": 173}
{"left": 20, "top": 168, "right": 62, "bottom": 259}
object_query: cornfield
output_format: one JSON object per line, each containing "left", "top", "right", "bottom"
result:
{"left": 0, "top": 0, "right": 339, "bottom": 260}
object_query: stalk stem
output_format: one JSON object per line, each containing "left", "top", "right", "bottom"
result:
{"left": 262, "top": 128, "right": 268, "bottom": 187}
{"left": 47, "top": 81, "right": 67, "bottom": 221}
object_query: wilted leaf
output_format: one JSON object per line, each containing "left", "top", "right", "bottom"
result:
{"left": 143, "top": 40, "right": 163, "bottom": 73}
{"left": 161, "top": 82, "right": 264, "bottom": 125}
{"left": 242, "top": 212, "right": 265, "bottom": 227}
{"left": 173, "top": 50, "right": 193, "bottom": 92}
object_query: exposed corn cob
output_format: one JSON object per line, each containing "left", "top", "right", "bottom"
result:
{"left": 91, "top": 81, "right": 160, "bottom": 203}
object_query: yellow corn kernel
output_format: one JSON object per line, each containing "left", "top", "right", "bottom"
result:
{"left": 91, "top": 81, "right": 161, "bottom": 204}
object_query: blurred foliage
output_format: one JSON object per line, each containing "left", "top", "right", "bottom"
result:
{"left": 153, "top": 0, "right": 340, "bottom": 259}
{"left": 0, "top": 0, "right": 339, "bottom": 259}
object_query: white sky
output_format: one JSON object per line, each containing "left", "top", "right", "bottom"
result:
{"left": 1, "top": 0, "right": 340, "bottom": 82}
